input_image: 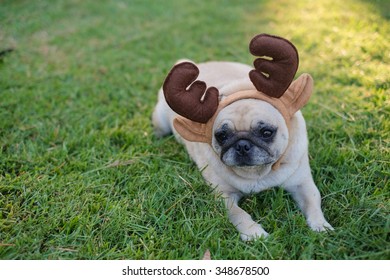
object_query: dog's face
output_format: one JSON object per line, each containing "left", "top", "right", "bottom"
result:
{"left": 211, "top": 99, "right": 289, "bottom": 168}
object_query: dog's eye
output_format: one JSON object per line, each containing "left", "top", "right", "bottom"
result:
{"left": 215, "top": 130, "right": 230, "bottom": 144}
{"left": 259, "top": 128, "right": 274, "bottom": 139}
{"left": 255, "top": 122, "right": 277, "bottom": 141}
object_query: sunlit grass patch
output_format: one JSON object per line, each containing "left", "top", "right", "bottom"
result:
{"left": 0, "top": 0, "right": 388, "bottom": 259}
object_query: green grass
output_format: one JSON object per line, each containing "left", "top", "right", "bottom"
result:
{"left": 0, "top": 0, "right": 389, "bottom": 259}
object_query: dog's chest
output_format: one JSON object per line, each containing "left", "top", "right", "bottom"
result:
{"left": 226, "top": 167, "right": 290, "bottom": 194}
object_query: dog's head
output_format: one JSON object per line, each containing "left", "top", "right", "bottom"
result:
{"left": 162, "top": 34, "right": 313, "bottom": 170}
{"left": 211, "top": 99, "right": 288, "bottom": 167}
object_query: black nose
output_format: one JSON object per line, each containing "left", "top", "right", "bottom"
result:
{"left": 235, "top": 140, "right": 253, "bottom": 156}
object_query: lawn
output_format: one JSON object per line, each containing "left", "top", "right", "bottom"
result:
{"left": 0, "top": 0, "right": 389, "bottom": 259}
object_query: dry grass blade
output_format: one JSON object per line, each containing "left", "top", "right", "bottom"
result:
{"left": 0, "top": 243, "right": 15, "bottom": 247}
{"left": 106, "top": 160, "right": 136, "bottom": 168}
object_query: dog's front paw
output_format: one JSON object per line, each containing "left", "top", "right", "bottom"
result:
{"left": 239, "top": 223, "right": 269, "bottom": 241}
{"left": 308, "top": 219, "right": 334, "bottom": 232}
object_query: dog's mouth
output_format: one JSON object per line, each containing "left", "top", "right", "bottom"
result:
{"left": 222, "top": 155, "right": 275, "bottom": 167}
{"left": 234, "top": 158, "right": 274, "bottom": 167}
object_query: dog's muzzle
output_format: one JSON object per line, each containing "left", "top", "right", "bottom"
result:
{"left": 221, "top": 137, "right": 274, "bottom": 167}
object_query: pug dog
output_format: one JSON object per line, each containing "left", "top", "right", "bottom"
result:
{"left": 152, "top": 34, "right": 333, "bottom": 241}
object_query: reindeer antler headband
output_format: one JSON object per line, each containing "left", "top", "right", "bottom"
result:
{"left": 163, "top": 34, "right": 314, "bottom": 144}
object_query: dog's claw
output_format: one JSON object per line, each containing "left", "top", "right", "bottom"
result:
{"left": 308, "top": 220, "right": 334, "bottom": 232}
{"left": 239, "top": 224, "right": 269, "bottom": 241}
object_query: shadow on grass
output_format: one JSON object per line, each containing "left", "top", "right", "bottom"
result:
{"left": 359, "top": 0, "right": 390, "bottom": 20}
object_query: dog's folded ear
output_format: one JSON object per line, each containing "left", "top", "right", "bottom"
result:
{"left": 281, "top": 73, "right": 314, "bottom": 118}
{"left": 173, "top": 118, "right": 210, "bottom": 143}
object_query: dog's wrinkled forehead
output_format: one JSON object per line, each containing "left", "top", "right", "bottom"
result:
{"left": 214, "top": 99, "right": 284, "bottom": 132}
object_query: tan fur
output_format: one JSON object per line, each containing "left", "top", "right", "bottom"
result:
{"left": 153, "top": 61, "right": 333, "bottom": 241}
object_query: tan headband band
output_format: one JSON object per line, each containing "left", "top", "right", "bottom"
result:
{"left": 173, "top": 73, "right": 313, "bottom": 145}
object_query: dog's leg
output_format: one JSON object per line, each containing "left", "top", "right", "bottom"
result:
{"left": 152, "top": 89, "right": 172, "bottom": 137}
{"left": 203, "top": 166, "right": 269, "bottom": 241}
{"left": 286, "top": 180, "right": 333, "bottom": 231}
{"left": 283, "top": 156, "right": 333, "bottom": 232}
{"left": 223, "top": 192, "right": 269, "bottom": 241}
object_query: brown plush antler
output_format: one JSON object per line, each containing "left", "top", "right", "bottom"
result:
{"left": 163, "top": 62, "right": 219, "bottom": 124}
{"left": 249, "top": 34, "right": 299, "bottom": 98}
